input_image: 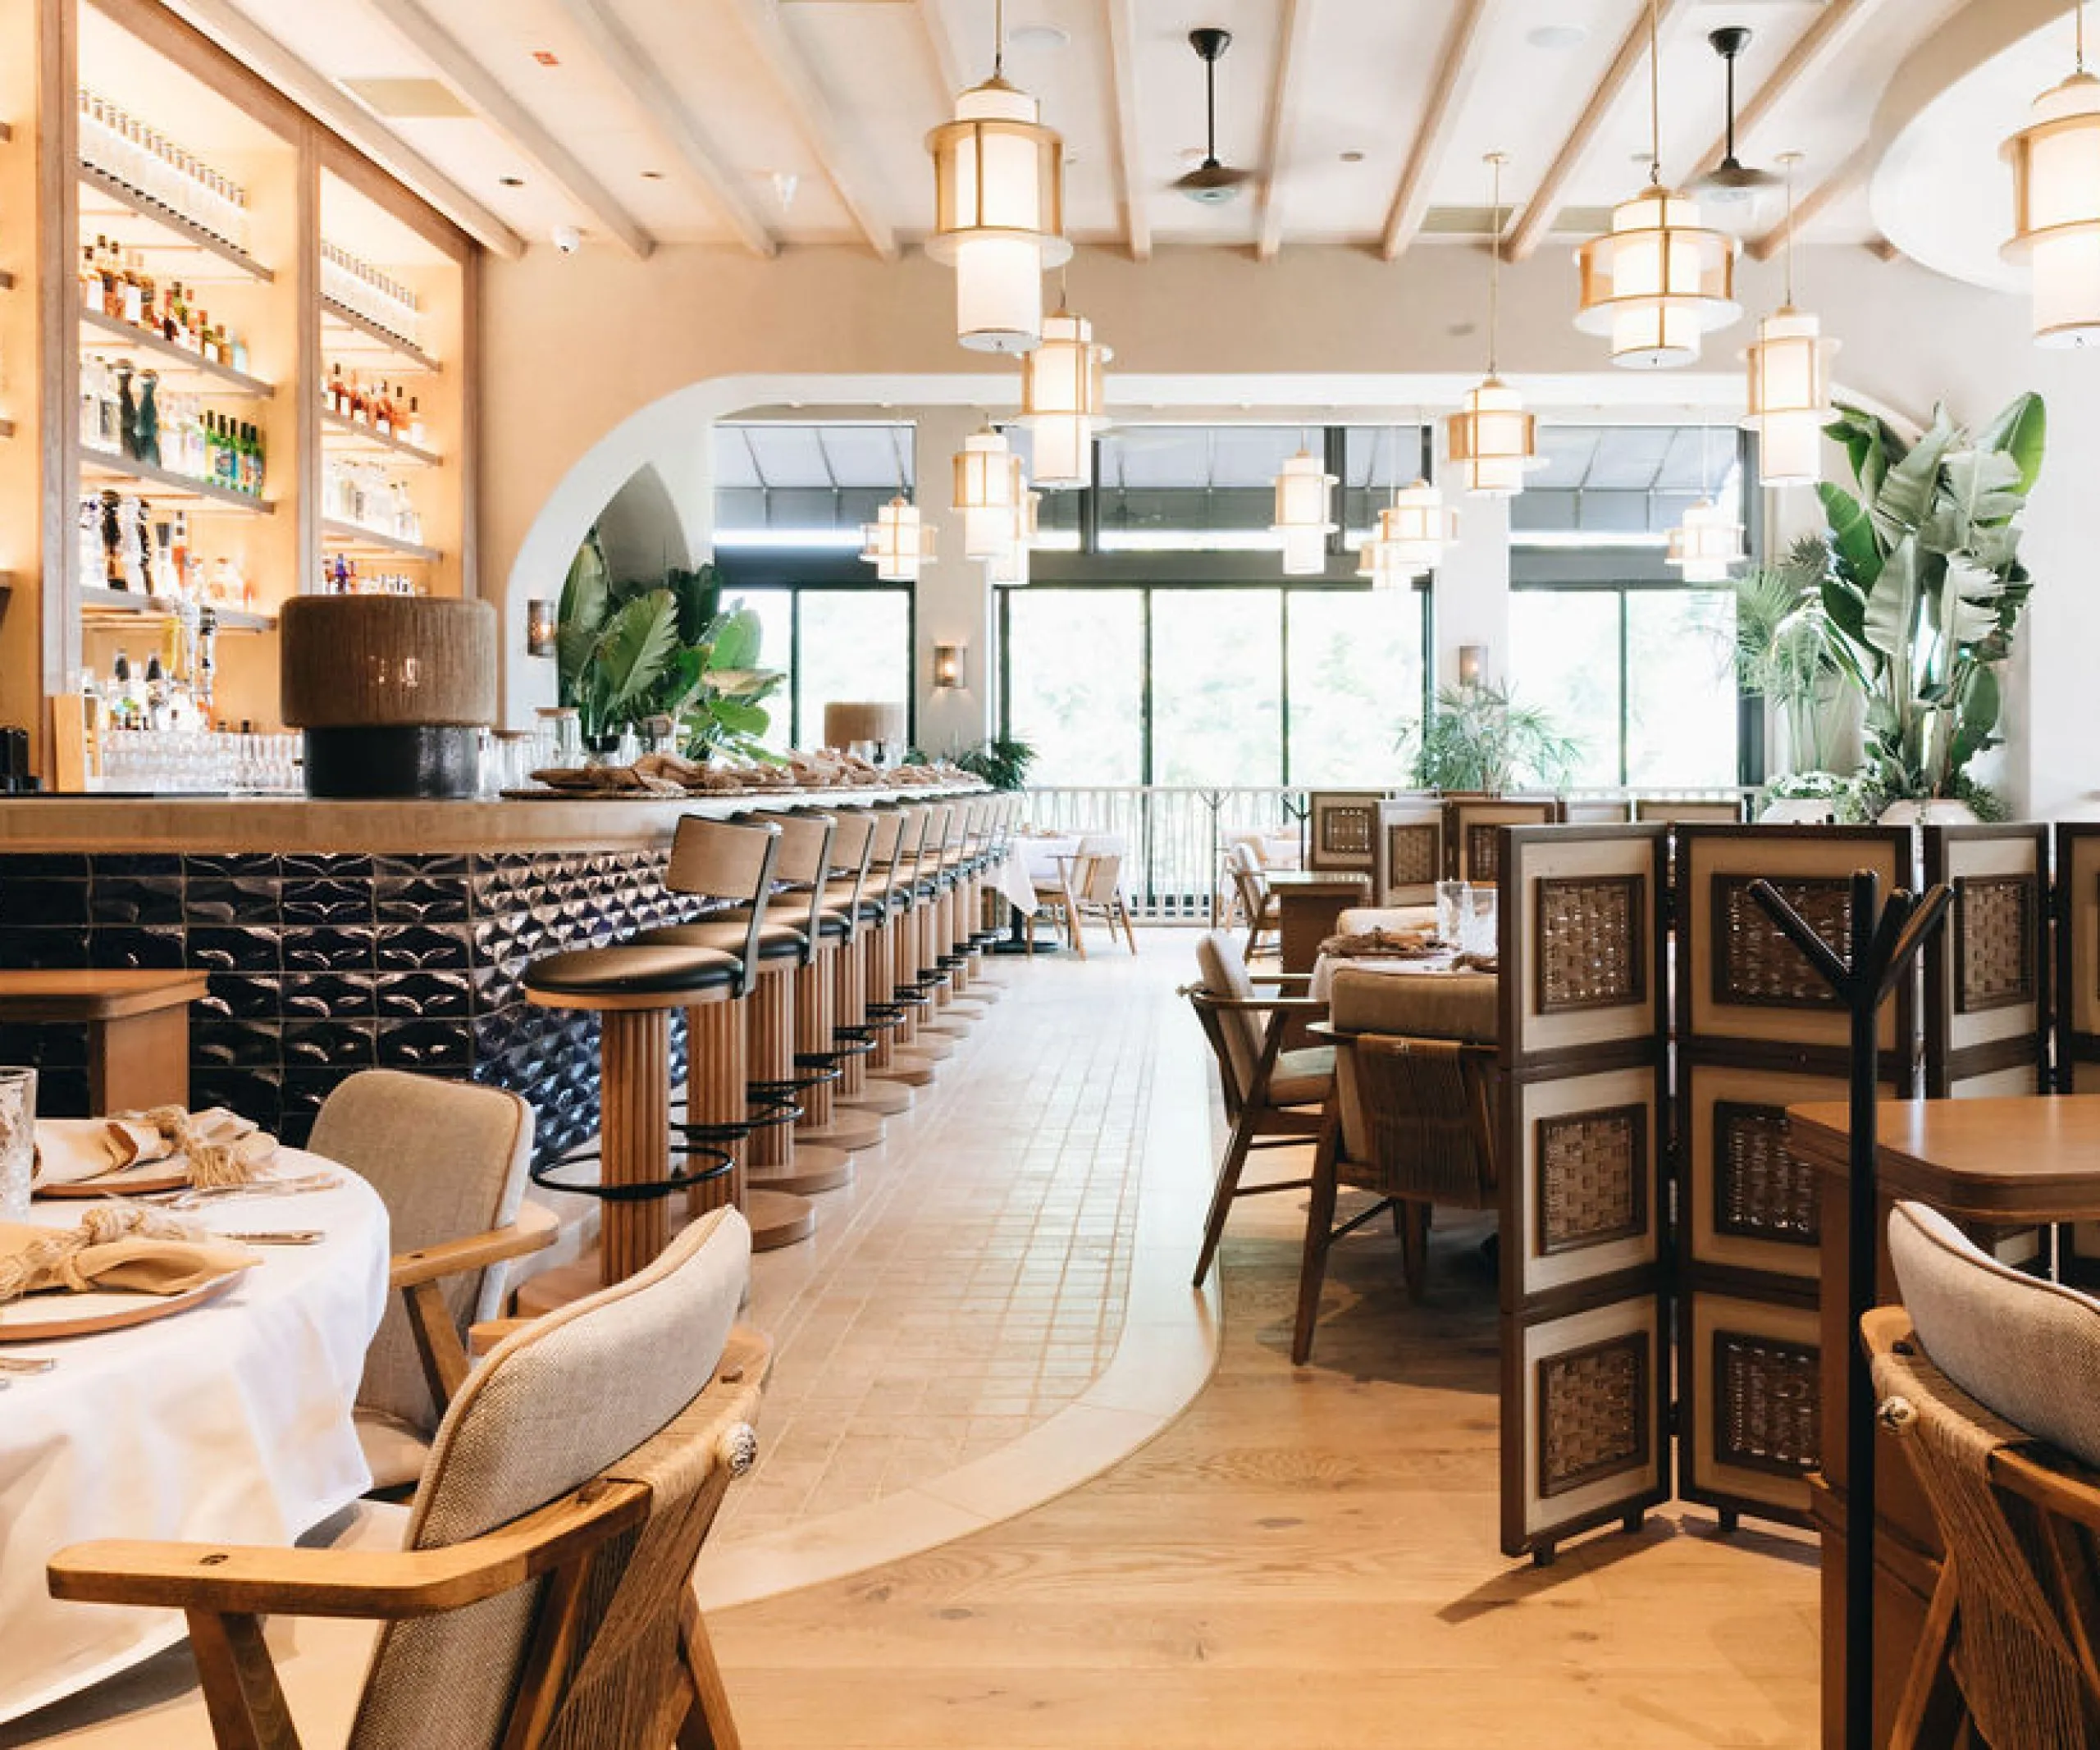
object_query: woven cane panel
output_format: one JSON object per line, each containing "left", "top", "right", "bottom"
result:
{"left": 1386, "top": 823, "right": 1440, "bottom": 888}
{"left": 1467, "top": 824, "right": 1502, "bottom": 885}
{"left": 1954, "top": 875, "right": 2034, "bottom": 1015}
{"left": 1711, "top": 875, "right": 1851, "bottom": 1009}
{"left": 1713, "top": 1330, "right": 1820, "bottom": 1478}
{"left": 1713, "top": 1100, "right": 1819, "bottom": 1248}
{"left": 1536, "top": 1333, "right": 1650, "bottom": 1500}
{"left": 1537, "top": 1105, "right": 1647, "bottom": 1255}
{"left": 1535, "top": 875, "right": 1646, "bottom": 1015}
{"left": 1317, "top": 804, "right": 1375, "bottom": 861}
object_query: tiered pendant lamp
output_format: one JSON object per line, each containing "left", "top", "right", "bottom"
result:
{"left": 1447, "top": 154, "right": 1541, "bottom": 496}
{"left": 860, "top": 497, "right": 938, "bottom": 582}
{"left": 1574, "top": 0, "right": 1740, "bottom": 368}
{"left": 953, "top": 426, "right": 1023, "bottom": 560}
{"left": 925, "top": 0, "right": 1071, "bottom": 353}
{"left": 2003, "top": 0, "right": 2100, "bottom": 346}
{"left": 988, "top": 490, "right": 1039, "bottom": 586}
{"left": 1667, "top": 426, "right": 1745, "bottom": 583}
{"left": 1742, "top": 153, "right": 1838, "bottom": 487}
{"left": 1018, "top": 295, "right": 1112, "bottom": 489}
{"left": 1383, "top": 477, "right": 1459, "bottom": 571}
{"left": 1272, "top": 445, "right": 1338, "bottom": 575}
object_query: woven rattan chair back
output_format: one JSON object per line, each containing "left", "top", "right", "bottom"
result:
{"left": 1335, "top": 1032, "right": 1499, "bottom": 1211}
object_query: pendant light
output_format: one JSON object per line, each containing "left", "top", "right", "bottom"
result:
{"left": 1742, "top": 153, "right": 1838, "bottom": 487}
{"left": 1272, "top": 434, "right": 1337, "bottom": 576}
{"left": 953, "top": 425, "right": 1024, "bottom": 559}
{"left": 1385, "top": 477, "right": 1459, "bottom": 570}
{"left": 1446, "top": 153, "right": 1541, "bottom": 496}
{"left": 861, "top": 496, "right": 938, "bottom": 583}
{"left": 1667, "top": 422, "right": 1745, "bottom": 583}
{"left": 1574, "top": 0, "right": 1741, "bottom": 368}
{"left": 988, "top": 488, "right": 1039, "bottom": 586}
{"left": 2003, "top": 0, "right": 2100, "bottom": 346}
{"left": 926, "top": 0, "right": 1071, "bottom": 353}
{"left": 1017, "top": 282, "right": 1112, "bottom": 489}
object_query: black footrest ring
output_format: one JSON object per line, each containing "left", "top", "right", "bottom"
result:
{"left": 529, "top": 1143, "right": 735, "bottom": 1203}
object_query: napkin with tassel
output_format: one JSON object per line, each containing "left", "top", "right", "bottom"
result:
{"left": 33, "top": 1107, "right": 278, "bottom": 1190}
{"left": 0, "top": 1202, "right": 259, "bottom": 1305}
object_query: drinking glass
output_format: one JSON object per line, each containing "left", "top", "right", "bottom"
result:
{"left": 1435, "top": 880, "right": 1472, "bottom": 948}
{"left": 1462, "top": 888, "right": 1500, "bottom": 958}
{"left": 0, "top": 1067, "right": 36, "bottom": 1219}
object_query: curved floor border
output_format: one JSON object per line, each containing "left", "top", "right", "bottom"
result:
{"left": 693, "top": 1012, "right": 1225, "bottom": 1613}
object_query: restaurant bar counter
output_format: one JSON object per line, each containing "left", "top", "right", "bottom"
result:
{"left": 0, "top": 784, "right": 982, "bottom": 1160}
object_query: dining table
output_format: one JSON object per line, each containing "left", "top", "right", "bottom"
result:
{"left": 992, "top": 831, "right": 1128, "bottom": 951}
{"left": 0, "top": 1150, "right": 389, "bottom": 1725}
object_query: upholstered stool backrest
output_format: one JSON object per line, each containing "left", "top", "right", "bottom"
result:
{"left": 349, "top": 1207, "right": 752, "bottom": 1750}
{"left": 750, "top": 810, "right": 833, "bottom": 888}
{"left": 312, "top": 1069, "right": 534, "bottom": 1437}
{"left": 1194, "top": 930, "right": 1261, "bottom": 1096}
{"left": 665, "top": 814, "right": 781, "bottom": 904}
{"left": 1889, "top": 1200, "right": 2100, "bottom": 1471}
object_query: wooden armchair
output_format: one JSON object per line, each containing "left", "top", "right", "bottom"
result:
{"left": 1295, "top": 966, "right": 1500, "bottom": 1364}
{"left": 1185, "top": 931, "right": 1333, "bottom": 1289}
{"left": 1223, "top": 844, "right": 1280, "bottom": 961}
{"left": 1865, "top": 1199, "right": 2100, "bottom": 1746}
{"left": 1064, "top": 837, "right": 1138, "bottom": 957}
{"left": 39, "top": 1208, "right": 765, "bottom": 1750}
{"left": 307, "top": 1071, "right": 559, "bottom": 1489}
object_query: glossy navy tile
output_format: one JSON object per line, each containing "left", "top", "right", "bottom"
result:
{"left": 281, "top": 879, "right": 373, "bottom": 926}
{"left": 1, "top": 880, "right": 89, "bottom": 926}
{"left": 377, "top": 923, "right": 470, "bottom": 972}
{"left": 185, "top": 875, "right": 281, "bottom": 926}
{"left": 193, "top": 1017, "right": 281, "bottom": 1068}
{"left": 377, "top": 878, "right": 470, "bottom": 925}
{"left": 94, "top": 926, "right": 185, "bottom": 970}
{"left": 189, "top": 925, "right": 281, "bottom": 975}
{"left": 90, "top": 875, "right": 184, "bottom": 926}
{"left": 377, "top": 1018, "right": 472, "bottom": 1071}
{"left": 376, "top": 970, "right": 472, "bottom": 1021}
{"left": 284, "top": 1020, "right": 377, "bottom": 1070}
{"left": 183, "top": 852, "right": 278, "bottom": 880}
{"left": 203, "top": 972, "right": 280, "bottom": 1021}
{"left": 0, "top": 928, "right": 89, "bottom": 969}
{"left": 283, "top": 928, "right": 375, "bottom": 974}
{"left": 282, "top": 972, "right": 375, "bottom": 1020}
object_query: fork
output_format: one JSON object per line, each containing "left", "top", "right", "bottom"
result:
{"left": 0, "top": 1355, "right": 57, "bottom": 1375}
{"left": 151, "top": 1173, "right": 342, "bottom": 1211}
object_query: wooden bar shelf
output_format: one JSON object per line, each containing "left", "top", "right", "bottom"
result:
{"left": 77, "top": 163, "right": 274, "bottom": 285}
{"left": 320, "top": 411, "right": 440, "bottom": 466}
{"left": 78, "top": 585, "right": 272, "bottom": 632}
{"left": 78, "top": 448, "right": 273, "bottom": 512}
{"left": 80, "top": 308, "right": 274, "bottom": 398}
{"left": 321, "top": 518, "right": 441, "bottom": 563}
{"left": 320, "top": 299, "right": 439, "bottom": 376}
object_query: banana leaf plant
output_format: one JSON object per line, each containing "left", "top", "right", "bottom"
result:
{"left": 556, "top": 539, "right": 784, "bottom": 761}
{"left": 1813, "top": 394, "right": 2044, "bottom": 803}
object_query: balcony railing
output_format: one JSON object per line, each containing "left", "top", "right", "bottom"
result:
{"left": 1023, "top": 786, "right": 1308, "bottom": 923}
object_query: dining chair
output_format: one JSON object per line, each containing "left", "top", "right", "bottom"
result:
{"left": 1224, "top": 843, "right": 1280, "bottom": 961}
{"left": 306, "top": 1070, "right": 559, "bottom": 1492}
{"left": 1065, "top": 836, "right": 1138, "bottom": 957}
{"left": 34, "top": 1206, "right": 765, "bottom": 1750}
{"left": 1185, "top": 930, "right": 1333, "bottom": 1289}
{"left": 1864, "top": 1199, "right": 2100, "bottom": 1746}
{"left": 1294, "top": 965, "right": 1500, "bottom": 1364}
{"left": 1026, "top": 842, "right": 1080, "bottom": 959}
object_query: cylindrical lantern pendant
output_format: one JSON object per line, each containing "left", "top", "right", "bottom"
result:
{"left": 1666, "top": 496, "right": 1745, "bottom": 583}
{"left": 953, "top": 427, "right": 1023, "bottom": 560}
{"left": 1272, "top": 450, "right": 1337, "bottom": 575}
{"left": 1018, "top": 307, "right": 1112, "bottom": 489}
{"left": 927, "top": 78, "right": 1071, "bottom": 353}
{"left": 861, "top": 497, "right": 938, "bottom": 582}
{"left": 1445, "top": 377, "right": 1541, "bottom": 496}
{"left": 1742, "top": 305, "right": 1837, "bottom": 487}
{"left": 1575, "top": 185, "right": 1741, "bottom": 368}
{"left": 2003, "top": 69, "right": 2100, "bottom": 347}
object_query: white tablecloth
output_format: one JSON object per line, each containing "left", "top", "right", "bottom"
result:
{"left": 0, "top": 1152, "right": 390, "bottom": 1725}
{"left": 994, "top": 834, "right": 1130, "bottom": 916}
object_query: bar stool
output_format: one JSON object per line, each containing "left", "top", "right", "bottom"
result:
{"left": 966, "top": 795, "right": 1016, "bottom": 1003}
{"left": 630, "top": 813, "right": 828, "bottom": 1248}
{"left": 523, "top": 816, "right": 781, "bottom": 1293}
{"left": 920, "top": 802, "right": 978, "bottom": 1040}
{"left": 783, "top": 806, "right": 886, "bottom": 1155}
{"left": 837, "top": 807, "right": 916, "bottom": 1117}
{"left": 883, "top": 803, "right": 947, "bottom": 1082}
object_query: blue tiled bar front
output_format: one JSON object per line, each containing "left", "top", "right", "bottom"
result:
{"left": 0, "top": 789, "right": 971, "bottom": 1159}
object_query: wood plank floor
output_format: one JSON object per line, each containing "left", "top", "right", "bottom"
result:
{"left": 708, "top": 946, "right": 1821, "bottom": 1749}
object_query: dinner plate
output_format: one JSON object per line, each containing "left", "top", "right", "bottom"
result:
{"left": 35, "top": 1158, "right": 191, "bottom": 1199}
{"left": 0, "top": 1271, "right": 244, "bottom": 1341}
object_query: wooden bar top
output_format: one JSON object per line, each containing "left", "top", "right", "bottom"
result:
{"left": 1787, "top": 1094, "right": 2100, "bottom": 1223}
{"left": 0, "top": 784, "right": 984, "bottom": 856}
{"left": 0, "top": 969, "right": 210, "bottom": 1019}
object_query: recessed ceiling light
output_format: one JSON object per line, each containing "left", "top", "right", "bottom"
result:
{"left": 1526, "top": 23, "right": 1587, "bottom": 50}
{"left": 1340, "top": 150, "right": 1366, "bottom": 164}
{"left": 499, "top": 175, "right": 524, "bottom": 187}
{"left": 1008, "top": 22, "right": 1069, "bottom": 51}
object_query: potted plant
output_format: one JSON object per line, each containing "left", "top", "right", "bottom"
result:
{"left": 1733, "top": 538, "right": 1854, "bottom": 781}
{"left": 1399, "top": 679, "right": 1584, "bottom": 793}
{"left": 1811, "top": 394, "right": 2044, "bottom": 820}
{"left": 556, "top": 541, "right": 785, "bottom": 761}
{"left": 951, "top": 734, "right": 1037, "bottom": 792}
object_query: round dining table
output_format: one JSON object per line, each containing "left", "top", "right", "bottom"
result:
{"left": 0, "top": 1151, "right": 389, "bottom": 1725}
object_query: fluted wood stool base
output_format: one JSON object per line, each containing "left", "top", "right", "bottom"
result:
{"left": 888, "top": 1050, "right": 938, "bottom": 1085}
{"left": 798, "top": 1108, "right": 886, "bottom": 1152}
{"left": 910, "top": 1031, "right": 957, "bottom": 1061}
{"left": 751, "top": 1143, "right": 854, "bottom": 1196}
{"left": 841, "top": 1077, "right": 915, "bottom": 1115}
{"left": 746, "top": 1186, "right": 817, "bottom": 1251}
{"left": 744, "top": 965, "right": 822, "bottom": 1243}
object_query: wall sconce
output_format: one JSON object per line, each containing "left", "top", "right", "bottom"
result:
{"left": 525, "top": 598, "right": 558, "bottom": 660}
{"left": 1457, "top": 644, "right": 1488, "bottom": 687}
{"left": 933, "top": 642, "right": 968, "bottom": 691}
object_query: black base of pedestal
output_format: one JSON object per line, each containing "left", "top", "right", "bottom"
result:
{"left": 302, "top": 726, "right": 481, "bottom": 798}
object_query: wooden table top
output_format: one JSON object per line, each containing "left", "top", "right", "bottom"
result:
{"left": 0, "top": 969, "right": 211, "bottom": 1021}
{"left": 1787, "top": 1094, "right": 2100, "bottom": 1222}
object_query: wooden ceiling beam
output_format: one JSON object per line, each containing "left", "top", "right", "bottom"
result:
{"left": 1255, "top": 0, "right": 1314, "bottom": 262}
{"left": 1381, "top": 0, "right": 1493, "bottom": 261}
{"left": 1504, "top": 0, "right": 1697, "bottom": 262}
{"left": 1747, "top": 148, "right": 1865, "bottom": 259}
{"left": 552, "top": 0, "right": 778, "bottom": 258}
{"left": 362, "top": 0, "right": 656, "bottom": 259}
{"left": 160, "top": 0, "right": 524, "bottom": 258}
{"left": 1103, "top": 0, "right": 1151, "bottom": 261}
{"left": 1687, "top": 0, "right": 1888, "bottom": 180}
{"left": 724, "top": 0, "right": 897, "bottom": 260}
{"left": 915, "top": 0, "right": 969, "bottom": 99}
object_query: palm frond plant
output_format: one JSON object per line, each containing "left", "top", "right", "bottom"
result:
{"left": 1813, "top": 394, "right": 2044, "bottom": 805}
{"left": 952, "top": 735, "right": 1037, "bottom": 791}
{"left": 1399, "top": 680, "right": 1584, "bottom": 793}
{"left": 556, "top": 542, "right": 784, "bottom": 761}
{"left": 1732, "top": 536, "right": 1850, "bottom": 776}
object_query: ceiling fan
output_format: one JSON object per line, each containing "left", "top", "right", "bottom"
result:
{"left": 1174, "top": 27, "right": 1254, "bottom": 205}
{"left": 1692, "top": 26, "right": 1780, "bottom": 203}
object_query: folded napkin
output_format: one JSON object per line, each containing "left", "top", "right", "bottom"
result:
{"left": 33, "top": 1107, "right": 276, "bottom": 1190}
{"left": 1319, "top": 926, "right": 1444, "bottom": 961}
{"left": 0, "top": 1203, "right": 259, "bottom": 1305}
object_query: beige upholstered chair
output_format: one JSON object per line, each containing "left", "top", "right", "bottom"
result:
{"left": 1063, "top": 835, "right": 1137, "bottom": 957}
{"left": 1185, "top": 930, "right": 1332, "bottom": 1288}
{"left": 1295, "top": 966, "right": 1500, "bottom": 1363}
{"left": 1224, "top": 843, "right": 1280, "bottom": 960}
{"left": 307, "top": 1071, "right": 557, "bottom": 1490}
{"left": 1865, "top": 1200, "right": 2100, "bottom": 1747}
{"left": 32, "top": 1207, "right": 765, "bottom": 1750}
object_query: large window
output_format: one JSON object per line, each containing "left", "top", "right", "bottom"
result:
{"left": 731, "top": 585, "right": 913, "bottom": 750}
{"left": 1002, "top": 583, "right": 1427, "bottom": 788}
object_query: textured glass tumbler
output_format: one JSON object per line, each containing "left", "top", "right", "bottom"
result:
{"left": 0, "top": 1067, "right": 37, "bottom": 1219}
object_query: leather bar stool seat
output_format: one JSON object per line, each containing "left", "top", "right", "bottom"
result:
{"left": 631, "top": 918, "right": 808, "bottom": 962}
{"left": 524, "top": 944, "right": 742, "bottom": 1003}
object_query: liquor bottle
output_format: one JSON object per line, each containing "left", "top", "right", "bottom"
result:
{"left": 98, "top": 491, "right": 126, "bottom": 589}
{"left": 169, "top": 511, "right": 191, "bottom": 599}
{"left": 374, "top": 383, "right": 392, "bottom": 439}
{"left": 164, "top": 280, "right": 186, "bottom": 345}
{"left": 194, "top": 607, "right": 218, "bottom": 722}
{"left": 121, "top": 252, "right": 144, "bottom": 327}
{"left": 327, "top": 363, "right": 344, "bottom": 418}
{"left": 143, "top": 655, "right": 169, "bottom": 732}
{"left": 407, "top": 395, "right": 427, "bottom": 449}
{"left": 349, "top": 375, "right": 368, "bottom": 426}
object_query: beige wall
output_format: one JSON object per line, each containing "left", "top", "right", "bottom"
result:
{"left": 482, "top": 239, "right": 2091, "bottom": 813}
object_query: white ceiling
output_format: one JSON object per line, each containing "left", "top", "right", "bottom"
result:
{"left": 194, "top": 0, "right": 1989, "bottom": 261}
